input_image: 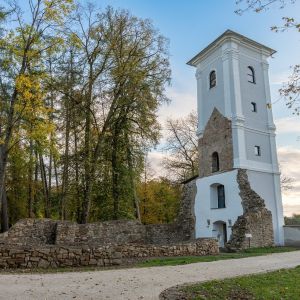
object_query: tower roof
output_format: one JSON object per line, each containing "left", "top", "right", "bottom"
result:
{"left": 187, "top": 30, "right": 276, "bottom": 67}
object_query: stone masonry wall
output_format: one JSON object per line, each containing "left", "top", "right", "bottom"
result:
{"left": 0, "top": 179, "right": 197, "bottom": 248}
{"left": 198, "top": 108, "right": 233, "bottom": 178}
{"left": 55, "top": 220, "right": 146, "bottom": 246}
{"left": 226, "top": 169, "right": 274, "bottom": 250}
{"left": 0, "top": 238, "right": 218, "bottom": 269}
{"left": 0, "top": 219, "right": 57, "bottom": 246}
{"left": 0, "top": 178, "right": 201, "bottom": 269}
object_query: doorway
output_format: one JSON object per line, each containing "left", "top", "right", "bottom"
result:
{"left": 213, "top": 221, "right": 227, "bottom": 247}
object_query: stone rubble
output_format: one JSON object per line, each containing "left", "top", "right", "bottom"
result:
{"left": 226, "top": 169, "right": 274, "bottom": 250}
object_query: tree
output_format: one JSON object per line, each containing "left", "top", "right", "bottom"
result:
{"left": 163, "top": 111, "right": 199, "bottom": 182}
{"left": 0, "top": 1, "right": 171, "bottom": 227}
{"left": 0, "top": 0, "right": 74, "bottom": 231}
{"left": 235, "top": 0, "right": 300, "bottom": 113}
{"left": 56, "top": 6, "right": 170, "bottom": 223}
{"left": 137, "top": 177, "right": 180, "bottom": 224}
{"left": 284, "top": 213, "right": 300, "bottom": 225}
{"left": 280, "top": 174, "right": 294, "bottom": 191}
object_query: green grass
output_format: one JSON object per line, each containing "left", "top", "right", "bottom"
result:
{"left": 137, "top": 247, "right": 298, "bottom": 267}
{"left": 181, "top": 266, "right": 300, "bottom": 300}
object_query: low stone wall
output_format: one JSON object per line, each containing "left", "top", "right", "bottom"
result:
{"left": 0, "top": 219, "right": 57, "bottom": 246}
{"left": 0, "top": 238, "right": 218, "bottom": 269}
{"left": 55, "top": 220, "right": 146, "bottom": 246}
{"left": 0, "top": 178, "right": 210, "bottom": 269}
{"left": 145, "top": 224, "right": 179, "bottom": 245}
{"left": 284, "top": 225, "right": 300, "bottom": 247}
{"left": 0, "top": 180, "right": 197, "bottom": 248}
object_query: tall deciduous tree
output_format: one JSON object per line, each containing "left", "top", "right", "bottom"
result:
{"left": 0, "top": 1, "right": 171, "bottom": 228}
{"left": 56, "top": 6, "right": 170, "bottom": 223}
{"left": 0, "top": 0, "right": 74, "bottom": 231}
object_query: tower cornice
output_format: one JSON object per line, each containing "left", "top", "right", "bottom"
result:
{"left": 187, "top": 30, "right": 276, "bottom": 67}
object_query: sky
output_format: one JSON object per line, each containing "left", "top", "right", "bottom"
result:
{"left": 18, "top": 0, "right": 300, "bottom": 216}
{"left": 93, "top": 0, "right": 300, "bottom": 216}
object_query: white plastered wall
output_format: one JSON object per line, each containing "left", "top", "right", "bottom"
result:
{"left": 194, "top": 169, "right": 243, "bottom": 241}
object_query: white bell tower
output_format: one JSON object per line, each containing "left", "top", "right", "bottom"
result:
{"left": 188, "top": 30, "right": 284, "bottom": 247}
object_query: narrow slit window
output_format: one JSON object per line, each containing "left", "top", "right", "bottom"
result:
{"left": 247, "top": 66, "right": 255, "bottom": 84}
{"left": 212, "top": 152, "right": 219, "bottom": 172}
{"left": 209, "top": 70, "right": 216, "bottom": 89}
{"left": 251, "top": 102, "right": 257, "bottom": 112}
{"left": 254, "top": 145, "right": 261, "bottom": 156}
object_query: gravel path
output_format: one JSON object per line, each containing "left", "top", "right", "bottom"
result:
{"left": 0, "top": 251, "right": 299, "bottom": 300}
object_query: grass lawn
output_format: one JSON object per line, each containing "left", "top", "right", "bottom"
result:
{"left": 137, "top": 247, "right": 298, "bottom": 267}
{"left": 180, "top": 266, "right": 300, "bottom": 300}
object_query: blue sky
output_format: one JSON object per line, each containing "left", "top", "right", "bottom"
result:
{"left": 95, "top": 0, "right": 300, "bottom": 215}
{"left": 18, "top": 0, "right": 300, "bottom": 215}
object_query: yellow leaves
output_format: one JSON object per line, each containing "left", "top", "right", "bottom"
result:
{"left": 29, "top": 120, "right": 56, "bottom": 146}
{"left": 15, "top": 73, "right": 56, "bottom": 151}
{"left": 43, "top": 0, "right": 75, "bottom": 24}
{"left": 16, "top": 74, "right": 44, "bottom": 109}
{"left": 69, "top": 33, "right": 82, "bottom": 49}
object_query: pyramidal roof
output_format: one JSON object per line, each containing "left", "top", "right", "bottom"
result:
{"left": 187, "top": 30, "right": 276, "bottom": 67}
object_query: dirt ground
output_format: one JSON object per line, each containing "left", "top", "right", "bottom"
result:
{"left": 0, "top": 251, "right": 299, "bottom": 300}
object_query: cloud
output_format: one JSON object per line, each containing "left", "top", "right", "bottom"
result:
{"left": 283, "top": 204, "right": 300, "bottom": 217}
{"left": 158, "top": 87, "right": 196, "bottom": 125}
{"left": 275, "top": 116, "right": 300, "bottom": 135}
{"left": 278, "top": 146, "right": 300, "bottom": 179}
{"left": 270, "top": 70, "right": 290, "bottom": 86}
{"left": 147, "top": 151, "right": 168, "bottom": 177}
{"left": 278, "top": 146, "right": 300, "bottom": 216}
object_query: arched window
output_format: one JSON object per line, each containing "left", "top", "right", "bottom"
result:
{"left": 247, "top": 66, "right": 255, "bottom": 83}
{"left": 217, "top": 185, "right": 226, "bottom": 208}
{"left": 209, "top": 70, "right": 216, "bottom": 88}
{"left": 212, "top": 152, "right": 219, "bottom": 172}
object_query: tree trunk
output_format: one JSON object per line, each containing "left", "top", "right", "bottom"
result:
{"left": 126, "top": 141, "right": 141, "bottom": 221}
{"left": 27, "top": 139, "right": 34, "bottom": 218}
{"left": 33, "top": 150, "right": 39, "bottom": 217}
{"left": 111, "top": 134, "right": 120, "bottom": 220}
{"left": 0, "top": 145, "right": 9, "bottom": 232}
{"left": 39, "top": 154, "right": 50, "bottom": 218}
{"left": 80, "top": 65, "right": 93, "bottom": 224}
{"left": 61, "top": 100, "right": 70, "bottom": 220}
{"left": 74, "top": 127, "right": 81, "bottom": 222}
{"left": 48, "top": 147, "right": 52, "bottom": 214}
{"left": 0, "top": 180, "right": 9, "bottom": 232}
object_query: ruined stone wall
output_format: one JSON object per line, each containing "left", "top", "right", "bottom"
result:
{"left": 0, "top": 219, "right": 57, "bottom": 246}
{"left": 177, "top": 178, "right": 196, "bottom": 240}
{"left": 55, "top": 220, "right": 146, "bottom": 246}
{"left": 0, "top": 238, "right": 218, "bottom": 269}
{"left": 226, "top": 169, "right": 274, "bottom": 250}
{"left": 198, "top": 108, "right": 233, "bottom": 178}
{"left": 0, "top": 179, "right": 197, "bottom": 248}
